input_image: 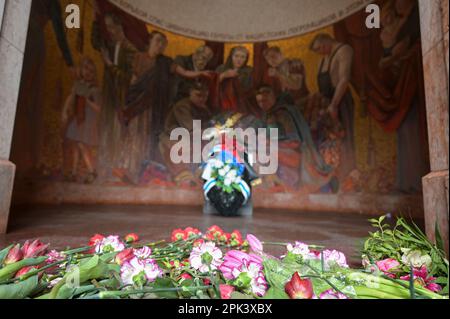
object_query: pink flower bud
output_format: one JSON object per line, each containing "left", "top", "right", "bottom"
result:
{"left": 246, "top": 234, "right": 263, "bottom": 253}
{"left": 21, "top": 240, "right": 49, "bottom": 259}
{"left": 4, "top": 244, "right": 23, "bottom": 265}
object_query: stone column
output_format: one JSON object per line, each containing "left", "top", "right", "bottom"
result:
{"left": 0, "top": 0, "right": 32, "bottom": 234}
{"left": 419, "top": 0, "right": 449, "bottom": 255}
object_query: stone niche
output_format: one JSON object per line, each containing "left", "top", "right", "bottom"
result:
{"left": 0, "top": 160, "right": 15, "bottom": 233}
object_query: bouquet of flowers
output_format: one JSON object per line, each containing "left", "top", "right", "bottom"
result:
{"left": 361, "top": 216, "right": 449, "bottom": 295}
{"left": 0, "top": 223, "right": 447, "bottom": 299}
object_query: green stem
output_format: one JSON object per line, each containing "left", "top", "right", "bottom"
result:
{"left": 353, "top": 286, "right": 406, "bottom": 299}
{"left": 92, "top": 285, "right": 212, "bottom": 299}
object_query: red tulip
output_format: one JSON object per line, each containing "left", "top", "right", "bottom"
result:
{"left": 15, "top": 266, "right": 37, "bottom": 278}
{"left": 21, "top": 240, "right": 49, "bottom": 258}
{"left": 285, "top": 272, "right": 314, "bottom": 299}
{"left": 124, "top": 233, "right": 139, "bottom": 243}
{"left": 115, "top": 248, "right": 134, "bottom": 265}
{"left": 220, "top": 284, "right": 235, "bottom": 299}
{"left": 89, "top": 234, "right": 105, "bottom": 246}
{"left": 4, "top": 244, "right": 23, "bottom": 265}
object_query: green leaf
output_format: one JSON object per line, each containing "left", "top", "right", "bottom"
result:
{"left": 0, "top": 245, "right": 13, "bottom": 267}
{"left": 262, "top": 287, "right": 289, "bottom": 299}
{"left": 46, "top": 255, "right": 111, "bottom": 299}
{"left": 230, "top": 291, "right": 255, "bottom": 299}
{"left": 435, "top": 222, "right": 445, "bottom": 252}
{"left": 434, "top": 277, "right": 449, "bottom": 284}
{"left": 0, "top": 275, "right": 39, "bottom": 299}
{"left": 0, "top": 257, "right": 48, "bottom": 282}
{"left": 150, "top": 277, "right": 178, "bottom": 299}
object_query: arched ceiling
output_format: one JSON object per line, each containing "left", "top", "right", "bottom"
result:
{"left": 109, "top": 0, "right": 374, "bottom": 42}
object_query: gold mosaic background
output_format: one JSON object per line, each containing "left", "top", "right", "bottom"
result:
{"left": 39, "top": 0, "right": 396, "bottom": 193}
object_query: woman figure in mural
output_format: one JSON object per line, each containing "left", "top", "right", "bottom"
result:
{"left": 61, "top": 57, "right": 102, "bottom": 184}
{"left": 309, "top": 34, "right": 356, "bottom": 181}
{"left": 91, "top": 12, "right": 138, "bottom": 184}
{"left": 262, "top": 46, "right": 310, "bottom": 107}
{"left": 214, "top": 46, "right": 254, "bottom": 113}
{"left": 117, "top": 31, "right": 212, "bottom": 184}
{"left": 254, "top": 85, "right": 336, "bottom": 193}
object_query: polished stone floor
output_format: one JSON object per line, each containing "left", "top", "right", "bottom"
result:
{"left": 1, "top": 205, "right": 388, "bottom": 266}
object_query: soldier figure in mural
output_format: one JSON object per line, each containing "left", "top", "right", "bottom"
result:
{"left": 117, "top": 31, "right": 212, "bottom": 184}
{"left": 159, "top": 82, "right": 212, "bottom": 187}
{"left": 91, "top": 12, "right": 137, "bottom": 184}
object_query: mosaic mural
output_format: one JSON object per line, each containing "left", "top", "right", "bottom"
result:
{"left": 10, "top": 0, "right": 429, "bottom": 197}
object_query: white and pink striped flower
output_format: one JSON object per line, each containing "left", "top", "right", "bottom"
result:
{"left": 95, "top": 235, "right": 125, "bottom": 254}
{"left": 189, "top": 242, "right": 223, "bottom": 273}
{"left": 220, "top": 250, "right": 267, "bottom": 297}
{"left": 134, "top": 246, "right": 152, "bottom": 260}
{"left": 120, "top": 257, "right": 162, "bottom": 286}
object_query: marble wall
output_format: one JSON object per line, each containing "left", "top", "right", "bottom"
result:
{"left": 0, "top": 0, "right": 32, "bottom": 233}
{"left": 419, "top": 0, "right": 449, "bottom": 255}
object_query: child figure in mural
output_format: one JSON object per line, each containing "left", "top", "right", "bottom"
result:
{"left": 254, "top": 85, "right": 337, "bottom": 193}
{"left": 214, "top": 46, "right": 254, "bottom": 113}
{"left": 61, "top": 57, "right": 102, "bottom": 184}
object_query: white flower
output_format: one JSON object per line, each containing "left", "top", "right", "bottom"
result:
{"left": 95, "top": 235, "right": 125, "bottom": 254}
{"left": 134, "top": 246, "right": 152, "bottom": 260}
{"left": 120, "top": 257, "right": 162, "bottom": 286}
{"left": 224, "top": 165, "right": 231, "bottom": 173}
{"left": 401, "top": 249, "right": 432, "bottom": 268}
{"left": 189, "top": 242, "right": 223, "bottom": 273}
{"left": 213, "top": 160, "right": 224, "bottom": 169}
{"left": 218, "top": 169, "right": 226, "bottom": 176}
{"left": 227, "top": 169, "right": 237, "bottom": 179}
{"left": 287, "top": 241, "right": 311, "bottom": 259}
{"left": 224, "top": 177, "right": 232, "bottom": 186}
{"left": 322, "top": 250, "right": 348, "bottom": 269}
